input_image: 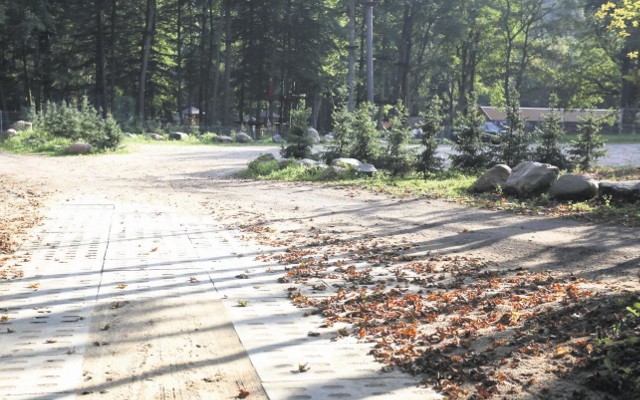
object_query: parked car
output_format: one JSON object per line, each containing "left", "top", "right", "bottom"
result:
{"left": 482, "top": 121, "right": 506, "bottom": 143}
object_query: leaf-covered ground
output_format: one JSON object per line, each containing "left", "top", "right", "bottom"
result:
{"left": 0, "top": 174, "right": 47, "bottom": 280}
{"left": 234, "top": 214, "right": 639, "bottom": 400}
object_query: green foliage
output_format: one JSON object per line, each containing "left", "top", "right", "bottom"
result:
{"left": 450, "top": 100, "right": 490, "bottom": 171}
{"left": 496, "top": 90, "right": 532, "bottom": 167}
{"left": 281, "top": 105, "right": 313, "bottom": 159}
{"left": 349, "top": 103, "right": 380, "bottom": 163}
{"left": 32, "top": 97, "right": 123, "bottom": 151}
{"left": 241, "top": 154, "right": 325, "bottom": 181}
{"left": 534, "top": 95, "right": 569, "bottom": 169}
{"left": 568, "top": 112, "right": 607, "bottom": 170}
{"left": 326, "top": 106, "right": 354, "bottom": 161}
{"left": 0, "top": 129, "right": 72, "bottom": 155}
{"left": 382, "top": 102, "right": 414, "bottom": 177}
{"left": 417, "top": 96, "right": 445, "bottom": 178}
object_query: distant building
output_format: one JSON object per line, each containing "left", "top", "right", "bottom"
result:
{"left": 182, "top": 106, "right": 203, "bottom": 125}
{"left": 478, "top": 106, "right": 617, "bottom": 133}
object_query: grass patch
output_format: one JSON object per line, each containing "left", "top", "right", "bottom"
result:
{"left": 0, "top": 130, "right": 73, "bottom": 155}
{"left": 240, "top": 155, "right": 640, "bottom": 227}
{"left": 563, "top": 134, "right": 640, "bottom": 144}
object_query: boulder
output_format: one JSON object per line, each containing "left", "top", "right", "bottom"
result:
{"left": 504, "top": 161, "right": 559, "bottom": 196}
{"left": 236, "top": 132, "right": 253, "bottom": 143}
{"left": 599, "top": 180, "right": 640, "bottom": 202}
{"left": 216, "top": 135, "right": 234, "bottom": 143}
{"left": 471, "top": 164, "right": 512, "bottom": 193}
{"left": 323, "top": 165, "right": 347, "bottom": 179}
{"left": 66, "top": 142, "right": 92, "bottom": 155}
{"left": 548, "top": 174, "right": 599, "bottom": 201}
{"left": 124, "top": 132, "right": 137, "bottom": 138}
{"left": 9, "top": 120, "right": 32, "bottom": 131}
{"left": 307, "top": 128, "right": 321, "bottom": 143}
{"left": 354, "top": 163, "right": 377, "bottom": 176}
{"left": 331, "top": 158, "right": 362, "bottom": 169}
{"left": 1, "top": 129, "right": 18, "bottom": 141}
{"left": 272, "top": 134, "right": 283, "bottom": 144}
{"left": 147, "top": 133, "right": 164, "bottom": 141}
{"left": 322, "top": 133, "right": 335, "bottom": 142}
{"left": 169, "top": 132, "right": 189, "bottom": 140}
{"left": 300, "top": 158, "right": 320, "bottom": 166}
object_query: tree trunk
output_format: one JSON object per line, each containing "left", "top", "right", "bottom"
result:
{"left": 96, "top": 0, "right": 108, "bottom": 117}
{"left": 108, "top": 0, "right": 117, "bottom": 112}
{"left": 176, "top": 0, "right": 183, "bottom": 124}
{"left": 222, "top": 0, "right": 232, "bottom": 126}
{"left": 136, "top": 0, "right": 156, "bottom": 121}
{"left": 347, "top": 0, "right": 357, "bottom": 112}
{"left": 364, "top": 1, "right": 374, "bottom": 104}
{"left": 396, "top": 0, "right": 414, "bottom": 105}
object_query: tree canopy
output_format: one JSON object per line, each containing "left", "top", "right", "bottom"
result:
{"left": 0, "top": 0, "right": 637, "bottom": 131}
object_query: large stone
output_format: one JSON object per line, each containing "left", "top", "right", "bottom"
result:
{"left": 216, "top": 135, "right": 234, "bottom": 143}
{"left": 147, "top": 133, "right": 164, "bottom": 141}
{"left": 504, "top": 161, "right": 559, "bottom": 196}
{"left": 331, "top": 158, "right": 362, "bottom": 169}
{"left": 9, "top": 120, "right": 32, "bottom": 131}
{"left": 471, "top": 164, "right": 512, "bottom": 193}
{"left": 272, "top": 134, "right": 283, "bottom": 144}
{"left": 1, "top": 129, "right": 18, "bottom": 141}
{"left": 236, "top": 132, "right": 253, "bottom": 143}
{"left": 548, "top": 174, "right": 599, "bottom": 201}
{"left": 124, "top": 132, "right": 137, "bottom": 138}
{"left": 169, "top": 132, "right": 189, "bottom": 140}
{"left": 323, "top": 166, "right": 347, "bottom": 179}
{"left": 599, "top": 180, "right": 640, "bottom": 202}
{"left": 300, "top": 158, "right": 320, "bottom": 166}
{"left": 307, "top": 128, "right": 321, "bottom": 143}
{"left": 354, "top": 163, "right": 377, "bottom": 176}
{"left": 66, "top": 142, "right": 92, "bottom": 155}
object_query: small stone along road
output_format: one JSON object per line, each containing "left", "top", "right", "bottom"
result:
{"left": 0, "top": 144, "right": 638, "bottom": 400}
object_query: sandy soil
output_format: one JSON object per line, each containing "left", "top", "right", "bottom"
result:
{"left": 1, "top": 143, "right": 639, "bottom": 399}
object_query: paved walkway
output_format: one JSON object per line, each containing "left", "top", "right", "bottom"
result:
{"left": 0, "top": 199, "right": 439, "bottom": 399}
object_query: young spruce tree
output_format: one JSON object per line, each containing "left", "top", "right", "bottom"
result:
{"left": 384, "top": 102, "right": 414, "bottom": 176}
{"left": 326, "top": 106, "right": 353, "bottom": 161}
{"left": 450, "top": 99, "right": 490, "bottom": 171}
{"left": 417, "top": 96, "right": 444, "bottom": 178}
{"left": 497, "top": 90, "right": 531, "bottom": 167}
{"left": 281, "top": 105, "right": 313, "bottom": 159}
{"left": 568, "top": 112, "right": 607, "bottom": 170}
{"left": 349, "top": 102, "right": 379, "bottom": 163}
{"left": 534, "top": 94, "right": 568, "bottom": 169}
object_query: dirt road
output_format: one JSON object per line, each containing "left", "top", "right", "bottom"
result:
{"left": 1, "top": 143, "right": 638, "bottom": 399}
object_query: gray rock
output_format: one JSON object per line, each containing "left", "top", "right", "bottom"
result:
{"left": 354, "top": 163, "right": 377, "bottom": 176}
{"left": 307, "top": 128, "right": 321, "bottom": 143}
{"left": 471, "top": 164, "right": 512, "bottom": 193}
{"left": 549, "top": 174, "right": 599, "bottom": 201}
{"left": 1, "top": 129, "right": 18, "bottom": 141}
{"left": 272, "top": 134, "right": 283, "bottom": 143}
{"left": 169, "top": 132, "right": 189, "bottom": 140}
{"left": 323, "top": 165, "right": 347, "bottom": 179}
{"left": 504, "top": 161, "right": 559, "bottom": 196}
{"left": 236, "top": 132, "right": 253, "bottom": 143}
{"left": 124, "top": 132, "right": 137, "bottom": 138}
{"left": 147, "top": 133, "right": 164, "bottom": 141}
{"left": 300, "top": 158, "right": 320, "bottom": 166}
{"left": 599, "top": 180, "right": 640, "bottom": 202}
{"left": 331, "top": 158, "right": 362, "bottom": 169}
{"left": 322, "top": 133, "right": 335, "bottom": 142}
{"left": 66, "top": 142, "right": 92, "bottom": 155}
{"left": 9, "top": 120, "right": 32, "bottom": 131}
{"left": 216, "top": 135, "right": 234, "bottom": 143}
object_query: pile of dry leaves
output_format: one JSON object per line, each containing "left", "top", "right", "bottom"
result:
{"left": 238, "top": 218, "right": 639, "bottom": 399}
{"left": 0, "top": 174, "right": 46, "bottom": 279}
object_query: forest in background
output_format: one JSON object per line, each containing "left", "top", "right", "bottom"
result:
{"left": 0, "top": 0, "right": 638, "bottom": 132}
